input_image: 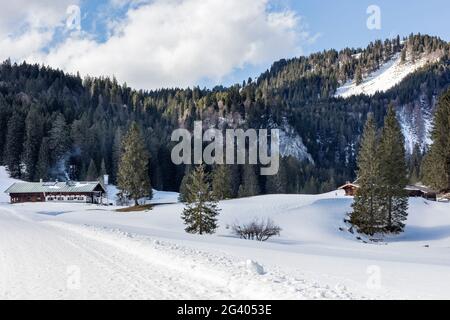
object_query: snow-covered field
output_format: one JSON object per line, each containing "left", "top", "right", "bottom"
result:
{"left": 335, "top": 52, "right": 441, "bottom": 98}
{"left": 1, "top": 166, "right": 450, "bottom": 300}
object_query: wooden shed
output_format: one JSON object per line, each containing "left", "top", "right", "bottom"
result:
{"left": 338, "top": 182, "right": 360, "bottom": 196}
{"left": 405, "top": 185, "right": 438, "bottom": 201}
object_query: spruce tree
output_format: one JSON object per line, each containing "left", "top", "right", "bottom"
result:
{"left": 238, "top": 165, "right": 260, "bottom": 198}
{"left": 100, "top": 158, "right": 107, "bottom": 176}
{"left": 401, "top": 49, "right": 407, "bottom": 63}
{"left": 178, "top": 166, "right": 192, "bottom": 202}
{"left": 4, "top": 111, "right": 25, "bottom": 178}
{"left": 36, "top": 138, "right": 50, "bottom": 181}
{"left": 408, "top": 143, "right": 422, "bottom": 184}
{"left": 86, "top": 159, "right": 98, "bottom": 181}
{"left": 423, "top": 89, "right": 450, "bottom": 191}
{"left": 355, "top": 66, "right": 363, "bottom": 86}
{"left": 265, "top": 159, "right": 287, "bottom": 194}
{"left": 111, "top": 127, "right": 123, "bottom": 184}
{"left": 378, "top": 105, "right": 409, "bottom": 233}
{"left": 49, "top": 113, "right": 71, "bottom": 162}
{"left": 23, "top": 108, "right": 44, "bottom": 181}
{"left": 117, "top": 122, "right": 152, "bottom": 206}
{"left": 351, "top": 114, "right": 384, "bottom": 235}
{"left": 212, "top": 164, "right": 232, "bottom": 200}
{"left": 181, "top": 165, "right": 220, "bottom": 235}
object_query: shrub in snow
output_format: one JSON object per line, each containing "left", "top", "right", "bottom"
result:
{"left": 232, "top": 218, "right": 281, "bottom": 241}
{"left": 116, "top": 192, "right": 131, "bottom": 206}
{"left": 246, "top": 260, "right": 265, "bottom": 275}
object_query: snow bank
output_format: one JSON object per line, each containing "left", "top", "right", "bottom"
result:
{"left": 246, "top": 260, "right": 265, "bottom": 275}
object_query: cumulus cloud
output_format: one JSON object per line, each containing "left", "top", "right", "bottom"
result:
{"left": 3, "top": 0, "right": 316, "bottom": 89}
{"left": 0, "top": 0, "right": 79, "bottom": 61}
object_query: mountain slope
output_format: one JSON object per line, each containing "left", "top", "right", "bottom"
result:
{"left": 0, "top": 34, "right": 449, "bottom": 194}
{"left": 335, "top": 51, "right": 442, "bottom": 98}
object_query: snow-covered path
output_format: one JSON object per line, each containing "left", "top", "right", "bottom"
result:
{"left": 0, "top": 206, "right": 356, "bottom": 300}
{"left": 0, "top": 207, "right": 222, "bottom": 299}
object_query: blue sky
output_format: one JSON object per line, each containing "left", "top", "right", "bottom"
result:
{"left": 214, "top": 0, "right": 450, "bottom": 87}
{"left": 0, "top": 0, "right": 448, "bottom": 90}
{"left": 291, "top": 0, "right": 450, "bottom": 53}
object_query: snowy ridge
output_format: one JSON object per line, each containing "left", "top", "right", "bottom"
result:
{"left": 335, "top": 52, "right": 442, "bottom": 98}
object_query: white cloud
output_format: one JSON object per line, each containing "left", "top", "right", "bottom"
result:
{"left": 0, "top": 1, "right": 79, "bottom": 61}
{"left": 3, "top": 0, "right": 316, "bottom": 89}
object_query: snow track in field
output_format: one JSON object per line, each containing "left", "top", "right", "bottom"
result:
{"left": 0, "top": 207, "right": 358, "bottom": 300}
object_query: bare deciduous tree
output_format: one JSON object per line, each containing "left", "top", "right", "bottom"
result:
{"left": 232, "top": 218, "right": 281, "bottom": 241}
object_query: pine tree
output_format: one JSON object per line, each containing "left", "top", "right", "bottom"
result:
{"left": 423, "top": 89, "right": 450, "bottom": 191}
{"left": 100, "top": 158, "right": 107, "bottom": 176}
{"left": 117, "top": 122, "right": 152, "bottom": 206}
{"left": 401, "top": 48, "right": 407, "bottom": 63}
{"left": 408, "top": 143, "right": 422, "bottom": 184}
{"left": 181, "top": 165, "right": 220, "bottom": 235}
{"left": 378, "top": 105, "right": 409, "bottom": 233}
{"left": 22, "top": 108, "right": 44, "bottom": 181}
{"left": 49, "top": 113, "right": 71, "bottom": 162}
{"left": 265, "top": 159, "right": 287, "bottom": 194}
{"left": 238, "top": 165, "right": 260, "bottom": 198}
{"left": 178, "top": 165, "right": 192, "bottom": 202}
{"left": 355, "top": 66, "right": 363, "bottom": 86}
{"left": 4, "top": 111, "right": 25, "bottom": 178}
{"left": 86, "top": 159, "right": 98, "bottom": 181}
{"left": 111, "top": 127, "right": 123, "bottom": 184}
{"left": 36, "top": 138, "right": 50, "bottom": 181}
{"left": 351, "top": 114, "right": 384, "bottom": 235}
{"left": 212, "top": 164, "right": 232, "bottom": 200}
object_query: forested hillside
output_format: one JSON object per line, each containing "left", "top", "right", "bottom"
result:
{"left": 0, "top": 34, "right": 449, "bottom": 195}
